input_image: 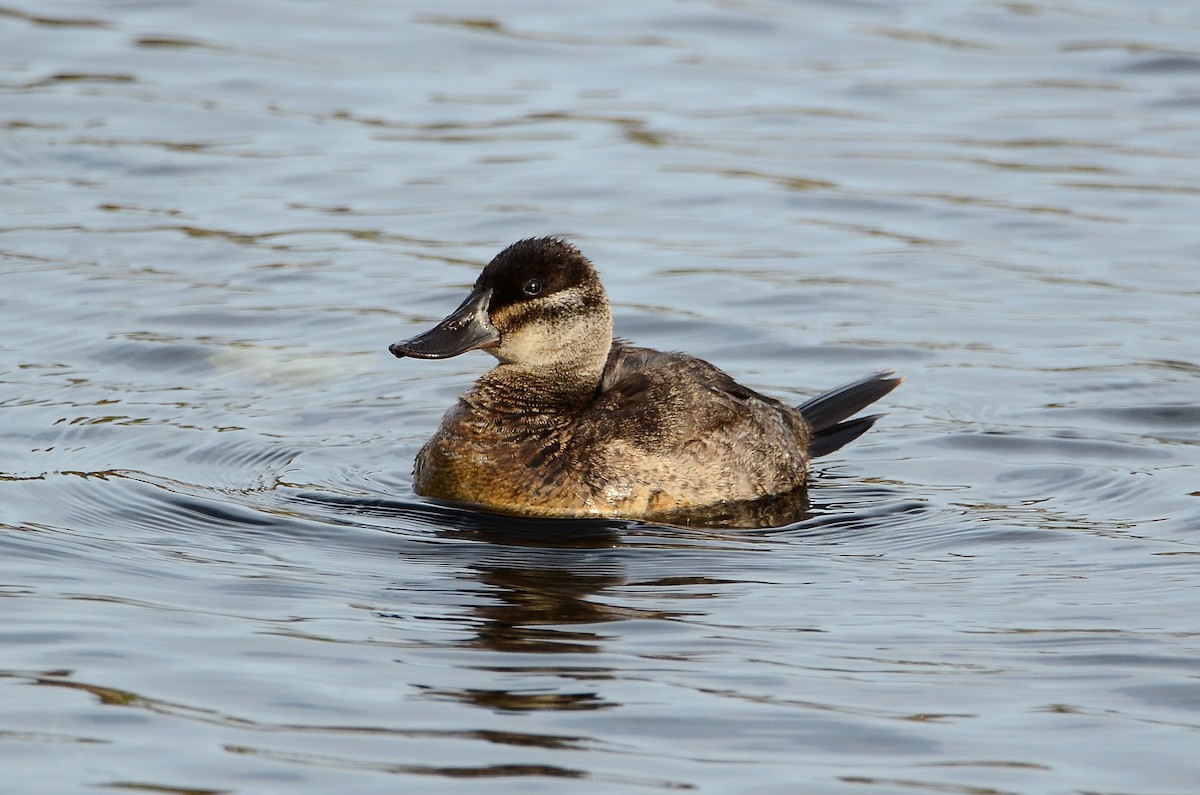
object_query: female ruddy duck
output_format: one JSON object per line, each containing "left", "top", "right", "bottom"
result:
{"left": 390, "top": 237, "right": 901, "bottom": 527}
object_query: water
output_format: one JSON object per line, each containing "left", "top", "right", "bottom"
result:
{"left": 3, "top": 0, "right": 1199, "bottom": 792}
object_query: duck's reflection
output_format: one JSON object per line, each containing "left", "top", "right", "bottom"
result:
{"left": 300, "top": 489, "right": 816, "bottom": 660}
{"left": 419, "top": 682, "right": 614, "bottom": 713}
{"left": 295, "top": 492, "right": 646, "bottom": 657}
{"left": 468, "top": 561, "right": 629, "bottom": 655}
{"left": 292, "top": 483, "right": 913, "bottom": 730}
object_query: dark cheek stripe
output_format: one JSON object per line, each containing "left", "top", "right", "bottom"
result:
{"left": 491, "top": 289, "right": 601, "bottom": 328}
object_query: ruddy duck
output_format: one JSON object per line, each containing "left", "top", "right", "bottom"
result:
{"left": 390, "top": 237, "right": 901, "bottom": 527}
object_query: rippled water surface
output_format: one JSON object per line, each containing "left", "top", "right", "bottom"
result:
{"left": 4, "top": 1, "right": 1200, "bottom": 792}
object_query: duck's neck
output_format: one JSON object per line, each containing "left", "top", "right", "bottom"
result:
{"left": 469, "top": 360, "right": 605, "bottom": 423}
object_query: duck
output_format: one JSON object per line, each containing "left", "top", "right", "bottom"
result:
{"left": 389, "top": 237, "right": 901, "bottom": 527}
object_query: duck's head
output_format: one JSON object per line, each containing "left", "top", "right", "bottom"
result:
{"left": 390, "top": 237, "right": 614, "bottom": 375}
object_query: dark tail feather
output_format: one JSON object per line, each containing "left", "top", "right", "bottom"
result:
{"left": 808, "top": 413, "right": 884, "bottom": 458}
{"left": 798, "top": 370, "right": 903, "bottom": 458}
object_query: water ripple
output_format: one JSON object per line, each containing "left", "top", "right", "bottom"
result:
{"left": 5, "top": 1, "right": 1200, "bottom": 792}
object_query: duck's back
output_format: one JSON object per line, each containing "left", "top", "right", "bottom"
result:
{"left": 579, "top": 342, "right": 814, "bottom": 514}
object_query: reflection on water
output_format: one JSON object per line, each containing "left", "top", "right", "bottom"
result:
{"left": 4, "top": 0, "right": 1200, "bottom": 792}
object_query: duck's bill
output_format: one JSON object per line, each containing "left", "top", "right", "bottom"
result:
{"left": 389, "top": 288, "right": 500, "bottom": 359}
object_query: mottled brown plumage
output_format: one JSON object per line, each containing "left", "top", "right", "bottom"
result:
{"left": 390, "top": 237, "right": 901, "bottom": 527}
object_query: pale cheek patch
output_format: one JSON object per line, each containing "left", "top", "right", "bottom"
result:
{"left": 494, "top": 325, "right": 546, "bottom": 364}
{"left": 490, "top": 288, "right": 611, "bottom": 367}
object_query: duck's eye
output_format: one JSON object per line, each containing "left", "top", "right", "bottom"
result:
{"left": 523, "top": 278, "right": 543, "bottom": 296}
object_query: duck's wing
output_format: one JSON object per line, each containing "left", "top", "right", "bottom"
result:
{"left": 596, "top": 341, "right": 655, "bottom": 400}
{"left": 599, "top": 342, "right": 762, "bottom": 406}
{"left": 596, "top": 342, "right": 798, "bottom": 459}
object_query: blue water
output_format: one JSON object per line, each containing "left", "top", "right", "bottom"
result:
{"left": 3, "top": 1, "right": 1199, "bottom": 792}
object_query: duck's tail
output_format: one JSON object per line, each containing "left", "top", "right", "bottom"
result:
{"left": 797, "top": 370, "right": 904, "bottom": 458}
